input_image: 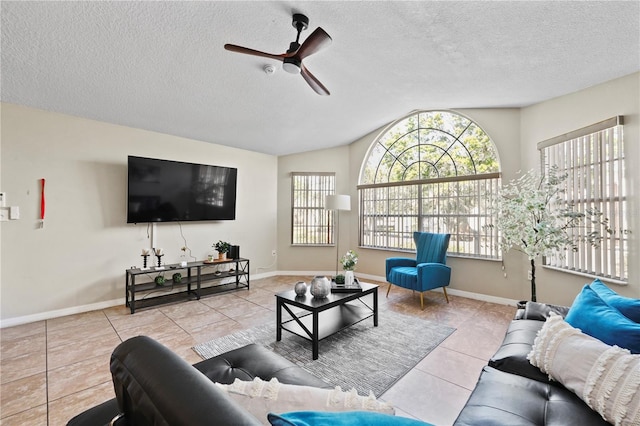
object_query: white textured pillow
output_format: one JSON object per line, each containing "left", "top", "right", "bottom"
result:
{"left": 215, "top": 377, "right": 395, "bottom": 425}
{"left": 528, "top": 313, "right": 640, "bottom": 426}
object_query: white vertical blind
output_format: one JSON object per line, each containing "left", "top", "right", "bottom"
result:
{"left": 539, "top": 117, "right": 627, "bottom": 281}
{"left": 291, "top": 172, "right": 336, "bottom": 245}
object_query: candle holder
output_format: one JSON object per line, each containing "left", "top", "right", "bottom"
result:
{"left": 141, "top": 254, "right": 150, "bottom": 270}
{"left": 155, "top": 254, "right": 164, "bottom": 269}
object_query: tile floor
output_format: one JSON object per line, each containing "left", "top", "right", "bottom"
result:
{"left": 0, "top": 276, "right": 515, "bottom": 426}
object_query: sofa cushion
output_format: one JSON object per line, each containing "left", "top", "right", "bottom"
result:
{"left": 589, "top": 279, "right": 640, "bottom": 322}
{"left": 267, "top": 411, "right": 433, "bottom": 426}
{"left": 215, "top": 377, "right": 394, "bottom": 425}
{"left": 565, "top": 285, "right": 640, "bottom": 353}
{"left": 488, "top": 319, "right": 551, "bottom": 383}
{"left": 528, "top": 314, "right": 640, "bottom": 425}
{"left": 452, "top": 366, "right": 610, "bottom": 426}
{"left": 193, "top": 343, "right": 330, "bottom": 388}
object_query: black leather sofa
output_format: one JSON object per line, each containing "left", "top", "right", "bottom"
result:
{"left": 453, "top": 302, "right": 609, "bottom": 425}
{"left": 70, "top": 301, "right": 611, "bottom": 425}
{"left": 67, "top": 336, "right": 330, "bottom": 426}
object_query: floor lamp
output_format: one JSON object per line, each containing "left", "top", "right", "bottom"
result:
{"left": 325, "top": 194, "right": 351, "bottom": 277}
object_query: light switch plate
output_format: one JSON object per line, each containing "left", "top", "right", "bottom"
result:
{"left": 9, "top": 206, "right": 20, "bottom": 220}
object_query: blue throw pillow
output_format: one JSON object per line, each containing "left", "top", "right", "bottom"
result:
{"left": 565, "top": 285, "right": 640, "bottom": 353}
{"left": 589, "top": 279, "right": 640, "bottom": 322}
{"left": 267, "top": 411, "right": 434, "bottom": 426}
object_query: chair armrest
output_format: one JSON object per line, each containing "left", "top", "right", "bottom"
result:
{"left": 416, "top": 263, "right": 451, "bottom": 289}
{"left": 110, "top": 336, "right": 262, "bottom": 426}
{"left": 385, "top": 257, "right": 416, "bottom": 280}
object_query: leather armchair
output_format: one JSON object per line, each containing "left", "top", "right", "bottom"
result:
{"left": 385, "top": 232, "right": 451, "bottom": 309}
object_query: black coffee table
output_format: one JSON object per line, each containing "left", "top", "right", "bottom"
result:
{"left": 275, "top": 282, "right": 378, "bottom": 360}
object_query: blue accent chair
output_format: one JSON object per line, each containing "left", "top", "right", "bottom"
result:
{"left": 385, "top": 232, "right": 452, "bottom": 309}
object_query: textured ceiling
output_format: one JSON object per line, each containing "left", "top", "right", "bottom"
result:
{"left": 2, "top": 1, "right": 639, "bottom": 156}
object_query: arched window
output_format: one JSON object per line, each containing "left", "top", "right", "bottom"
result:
{"left": 359, "top": 110, "right": 501, "bottom": 258}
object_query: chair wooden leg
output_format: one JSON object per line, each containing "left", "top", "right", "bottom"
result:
{"left": 420, "top": 292, "right": 424, "bottom": 310}
{"left": 443, "top": 287, "right": 449, "bottom": 303}
{"left": 386, "top": 283, "right": 392, "bottom": 298}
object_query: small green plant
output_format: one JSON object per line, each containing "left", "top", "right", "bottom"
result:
{"left": 335, "top": 274, "right": 345, "bottom": 284}
{"left": 154, "top": 275, "right": 166, "bottom": 286}
{"left": 172, "top": 272, "right": 182, "bottom": 283}
{"left": 214, "top": 240, "right": 231, "bottom": 254}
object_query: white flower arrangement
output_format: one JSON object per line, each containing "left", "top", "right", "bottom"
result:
{"left": 340, "top": 250, "right": 358, "bottom": 271}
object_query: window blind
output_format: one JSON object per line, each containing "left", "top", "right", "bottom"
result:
{"left": 539, "top": 116, "right": 627, "bottom": 281}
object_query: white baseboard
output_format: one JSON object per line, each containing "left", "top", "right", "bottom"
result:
{"left": 0, "top": 272, "right": 281, "bottom": 328}
{"left": 1, "top": 271, "right": 519, "bottom": 328}
{"left": 0, "top": 298, "right": 123, "bottom": 328}
{"left": 277, "top": 271, "right": 520, "bottom": 307}
{"left": 444, "top": 287, "right": 519, "bottom": 307}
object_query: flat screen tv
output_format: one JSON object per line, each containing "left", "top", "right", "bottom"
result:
{"left": 127, "top": 156, "right": 237, "bottom": 223}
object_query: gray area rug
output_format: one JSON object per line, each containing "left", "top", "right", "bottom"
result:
{"left": 193, "top": 308, "right": 455, "bottom": 397}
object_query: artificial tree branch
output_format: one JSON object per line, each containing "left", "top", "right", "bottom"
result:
{"left": 493, "top": 166, "right": 616, "bottom": 302}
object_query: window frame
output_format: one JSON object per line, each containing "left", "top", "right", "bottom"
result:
{"left": 290, "top": 172, "right": 336, "bottom": 246}
{"left": 358, "top": 110, "right": 501, "bottom": 259}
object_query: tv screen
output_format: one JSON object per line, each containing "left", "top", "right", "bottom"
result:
{"left": 127, "top": 156, "right": 237, "bottom": 223}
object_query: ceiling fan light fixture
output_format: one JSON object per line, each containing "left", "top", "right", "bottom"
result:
{"left": 282, "top": 58, "right": 301, "bottom": 74}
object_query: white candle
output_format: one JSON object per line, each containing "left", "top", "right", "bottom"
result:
{"left": 142, "top": 248, "right": 150, "bottom": 255}
{"left": 155, "top": 248, "right": 163, "bottom": 256}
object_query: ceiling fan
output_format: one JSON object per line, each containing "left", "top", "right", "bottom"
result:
{"left": 224, "top": 13, "right": 332, "bottom": 96}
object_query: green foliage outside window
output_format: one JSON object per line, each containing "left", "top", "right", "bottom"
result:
{"left": 360, "top": 111, "right": 501, "bottom": 258}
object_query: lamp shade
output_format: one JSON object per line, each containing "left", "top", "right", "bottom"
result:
{"left": 325, "top": 194, "right": 351, "bottom": 211}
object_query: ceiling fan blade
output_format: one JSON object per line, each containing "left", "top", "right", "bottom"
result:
{"left": 300, "top": 63, "right": 330, "bottom": 96}
{"left": 224, "top": 44, "right": 286, "bottom": 61}
{"left": 295, "top": 27, "right": 332, "bottom": 60}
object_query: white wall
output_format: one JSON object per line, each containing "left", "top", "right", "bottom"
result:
{"left": 0, "top": 103, "right": 278, "bottom": 324}
{"left": 520, "top": 72, "right": 640, "bottom": 304}
{"left": 276, "top": 145, "right": 352, "bottom": 274}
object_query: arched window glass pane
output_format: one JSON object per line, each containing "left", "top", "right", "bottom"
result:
{"left": 359, "top": 110, "right": 501, "bottom": 258}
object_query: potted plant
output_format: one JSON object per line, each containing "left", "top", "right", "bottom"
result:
{"left": 214, "top": 240, "right": 231, "bottom": 260}
{"left": 491, "top": 166, "right": 613, "bottom": 302}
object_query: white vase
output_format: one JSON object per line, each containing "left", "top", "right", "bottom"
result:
{"left": 344, "top": 270, "right": 355, "bottom": 286}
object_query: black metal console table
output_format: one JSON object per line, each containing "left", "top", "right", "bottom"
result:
{"left": 125, "top": 258, "right": 250, "bottom": 314}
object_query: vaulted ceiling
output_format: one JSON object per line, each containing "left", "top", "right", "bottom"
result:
{"left": 2, "top": 1, "right": 639, "bottom": 156}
